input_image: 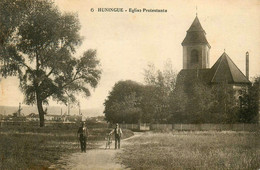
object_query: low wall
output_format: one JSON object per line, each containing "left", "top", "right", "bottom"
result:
{"left": 173, "top": 124, "right": 259, "bottom": 131}
{"left": 1, "top": 121, "right": 259, "bottom": 131}
{"left": 119, "top": 123, "right": 259, "bottom": 131}
{"left": 150, "top": 124, "right": 172, "bottom": 130}
{"left": 120, "top": 123, "right": 150, "bottom": 131}
{"left": 120, "top": 124, "right": 139, "bottom": 130}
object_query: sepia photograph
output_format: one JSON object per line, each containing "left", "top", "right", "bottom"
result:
{"left": 0, "top": 0, "right": 259, "bottom": 169}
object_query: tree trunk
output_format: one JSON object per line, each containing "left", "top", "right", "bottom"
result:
{"left": 36, "top": 93, "right": 45, "bottom": 127}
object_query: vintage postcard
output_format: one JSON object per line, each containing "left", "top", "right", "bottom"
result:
{"left": 0, "top": 0, "right": 259, "bottom": 169}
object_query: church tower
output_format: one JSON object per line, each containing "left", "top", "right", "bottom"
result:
{"left": 182, "top": 16, "right": 211, "bottom": 69}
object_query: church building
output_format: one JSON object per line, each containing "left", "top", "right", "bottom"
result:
{"left": 172, "top": 15, "right": 255, "bottom": 124}
{"left": 177, "top": 15, "right": 251, "bottom": 91}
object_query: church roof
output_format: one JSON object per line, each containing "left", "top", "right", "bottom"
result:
{"left": 209, "top": 52, "right": 250, "bottom": 84}
{"left": 182, "top": 16, "right": 211, "bottom": 48}
{"left": 177, "top": 52, "right": 251, "bottom": 86}
{"left": 187, "top": 16, "right": 205, "bottom": 32}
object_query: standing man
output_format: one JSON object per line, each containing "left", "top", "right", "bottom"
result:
{"left": 77, "top": 121, "right": 89, "bottom": 152}
{"left": 109, "top": 123, "right": 123, "bottom": 149}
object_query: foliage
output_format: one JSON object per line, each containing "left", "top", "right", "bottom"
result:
{"left": 105, "top": 70, "right": 258, "bottom": 124}
{"left": 210, "top": 83, "right": 239, "bottom": 123}
{"left": 104, "top": 80, "right": 143, "bottom": 124}
{"left": 143, "top": 61, "right": 177, "bottom": 123}
{"left": 144, "top": 61, "right": 177, "bottom": 95}
{"left": 0, "top": 0, "right": 102, "bottom": 126}
{"left": 104, "top": 61, "right": 178, "bottom": 124}
{"left": 238, "top": 76, "right": 259, "bottom": 123}
{"left": 170, "top": 76, "right": 258, "bottom": 123}
{"left": 140, "top": 85, "right": 159, "bottom": 123}
{"left": 0, "top": 0, "right": 28, "bottom": 47}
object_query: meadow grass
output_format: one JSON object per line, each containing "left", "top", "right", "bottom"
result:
{"left": 0, "top": 122, "right": 134, "bottom": 169}
{"left": 118, "top": 131, "right": 260, "bottom": 170}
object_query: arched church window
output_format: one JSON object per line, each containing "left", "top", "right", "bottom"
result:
{"left": 191, "top": 49, "right": 199, "bottom": 63}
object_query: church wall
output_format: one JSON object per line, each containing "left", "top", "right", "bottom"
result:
{"left": 183, "top": 46, "right": 188, "bottom": 69}
{"left": 204, "top": 45, "right": 210, "bottom": 68}
{"left": 207, "top": 46, "right": 210, "bottom": 67}
{"left": 183, "top": 44, "right": 209, "bottom": 69}
{"left": 201, "top": 46, "right": 206, "bottom": 68}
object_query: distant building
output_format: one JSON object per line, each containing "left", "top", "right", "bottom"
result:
{"left": 63, "top": 115, "right": 82, "bottom": 123}
{"left": 45, "top": 114, "right": 63, "bottom": 122}
{"left": 27, "top": 113, "right": 39, "bottom": 121}
{"left": 44, "top": 114, "right": 82, "bottom": 123}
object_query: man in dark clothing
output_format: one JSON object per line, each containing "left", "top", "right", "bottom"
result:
{"left": 77, "top": 122, "right": 89, "bottom": 152}
{"left": 109, "top": 123, "right": 123, "bottom": 149}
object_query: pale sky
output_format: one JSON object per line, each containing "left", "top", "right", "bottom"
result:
{"left": 0, "top": 0, "right": 259, "bottom": 111}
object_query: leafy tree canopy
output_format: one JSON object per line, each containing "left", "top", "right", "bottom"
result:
{"left": 104, "top": 80, "right": 143, "bottom": 124}
{"left": 0, "top": 0, "right": 102, "bottom": 126}
{"left": 104, "top": 61, "right": 178, "bottom": 124}
{"left": 143, "top": 61, "right": 177, "bottom": 123}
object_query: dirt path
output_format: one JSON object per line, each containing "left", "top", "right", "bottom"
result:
{"left": 49, "top": 132, "right": 142, "bottom": 170}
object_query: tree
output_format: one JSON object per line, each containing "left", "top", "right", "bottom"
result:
{"left": 171, "top": 76, "right": 255, "bottom": 123}
{"left": 144, "top": 60, "right": 177, "bottom": 94}
{"left": 140, "top": 85, "right": 159, "bottom": 123}
{"left": 104, "top": 80, "right": 143, "bottom": 123}
{"left": 0, "top": 0, "right": 27, "bottom": 46}
{"left": 0, "top": 0, "right": 29, "bottom": 73}
{"left": 143, "top": 60, "right": 177, "bottom": 123}
{"left": 0, "top": 0, "right": 101, "bottom": 126}
{"left": 109, "top": 93, "right": 142, "bottom": 123}
{"left": 238, "top": 76, "right": 259, "bottom": 123}
{"left": 169, "top": 83, "right": 188, "bottom": 123}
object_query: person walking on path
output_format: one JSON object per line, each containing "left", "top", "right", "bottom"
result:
{"left": 77, "top": 121, "right": 89, "bottom": 152}
{"left": 109, "top": 123, "right": 123, "bottom": 149}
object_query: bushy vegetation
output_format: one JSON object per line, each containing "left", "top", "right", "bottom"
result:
{"left": 171, "top": 77, "right": 259, "bottom": 124}
{"left": 104, "top": 61, "right": 259, "bottom": 124}
{"left": 104, "top": 62, "right": 177, "bottom": 124}
{"left": 118, "top": 131, "right": 260, "bottom": 169}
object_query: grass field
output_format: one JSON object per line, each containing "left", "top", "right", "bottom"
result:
{"left": 118, "top": 131, "right": 260, "bottom": 170}
{"left": 0, "top": 121, "right": 134, "bottom": 170}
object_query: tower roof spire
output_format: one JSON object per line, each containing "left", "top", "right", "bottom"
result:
{"left": 182, "top": 16, "right": 210, "bottom": 48}
{"left": 187, "top": 16, "right": 205, "bottom": 32}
